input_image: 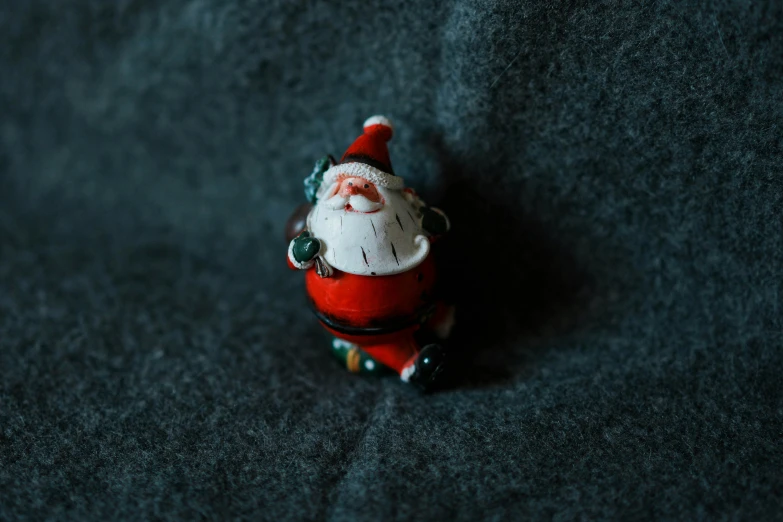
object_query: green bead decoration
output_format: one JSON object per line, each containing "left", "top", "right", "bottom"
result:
{"left": 330, "top": 338, "right": 389, "bottom": 376}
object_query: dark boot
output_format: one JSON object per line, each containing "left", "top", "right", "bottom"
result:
{"left": 408, "top": 344, "right": 447, "bottom": 392}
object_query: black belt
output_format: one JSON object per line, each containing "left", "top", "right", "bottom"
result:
{"left": 311, "top": 304, "right": 435, "bottom": 336}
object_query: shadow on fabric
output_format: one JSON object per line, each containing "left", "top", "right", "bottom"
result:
{"left": 430, "top": 160, "right": 591, "bottom": 391}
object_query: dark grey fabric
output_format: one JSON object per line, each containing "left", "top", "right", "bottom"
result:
{"left": 1, "top": 1, "right": 782, "bottom": 520}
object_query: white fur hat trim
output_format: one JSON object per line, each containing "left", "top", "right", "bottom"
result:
{"left": 322, "top": 162, "right": 404, "bottom": 190}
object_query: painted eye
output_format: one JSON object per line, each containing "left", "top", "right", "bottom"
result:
{"left": 364, "top": 184, "right": 369, "bottom": 189}
{"left": 348, "top": 182, "right": 353, "bottom": 186}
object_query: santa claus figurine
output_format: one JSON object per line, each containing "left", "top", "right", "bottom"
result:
{"left": 287, "top": 115, "right": 453, "bottom": 391}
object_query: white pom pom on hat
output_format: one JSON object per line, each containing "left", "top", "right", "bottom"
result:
{"left": 363, "top": 115, "right": 394, "bottom": 140}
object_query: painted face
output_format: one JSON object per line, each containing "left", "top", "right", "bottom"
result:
{"left": 337, "top": 177, "right": 381, "bottom": 202}
{"left": 323, "top": 177, "right": 384, "bottom": 213}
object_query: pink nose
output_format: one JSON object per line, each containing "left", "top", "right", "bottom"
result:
{"left": 342, "top": 184, "right": 359, "bottom": 196}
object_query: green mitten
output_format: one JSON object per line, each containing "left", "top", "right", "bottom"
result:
{"left": 292, "top": 231, "right": 321, "bottom": 263}
{"left": 421, "top": 208, "right": 449, "bottom": 236}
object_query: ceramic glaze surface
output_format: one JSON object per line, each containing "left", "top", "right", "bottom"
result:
{"left": 307, "top": 186, "right": 430, "bottom": 276}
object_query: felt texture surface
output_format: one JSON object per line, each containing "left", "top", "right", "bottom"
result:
{"left": 1, "top": 0, "right": 782, "bottom": 520}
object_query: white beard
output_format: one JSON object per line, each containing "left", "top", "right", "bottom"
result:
{"left": 307, "top": 185, "right": 430, "bottom": 276}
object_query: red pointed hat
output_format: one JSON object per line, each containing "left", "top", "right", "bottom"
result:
{"left": 322, "top": 115, "right": 404, "bottom": 190}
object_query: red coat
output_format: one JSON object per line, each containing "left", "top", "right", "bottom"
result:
{"left": 289, "top": 255, "right": 438, "bottom": 334}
